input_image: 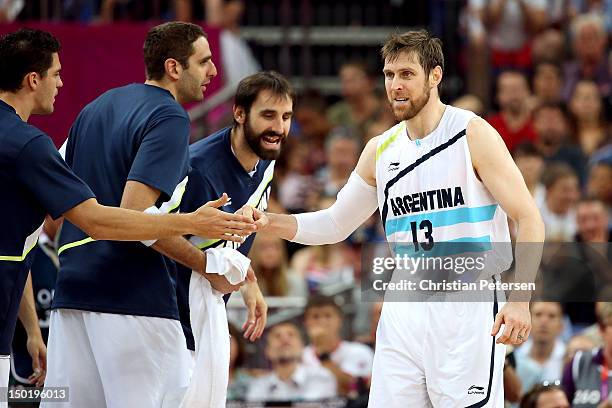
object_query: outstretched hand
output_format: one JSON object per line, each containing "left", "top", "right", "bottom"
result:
{"left": 192, "top": 193, "right": 256, "bottom": 242}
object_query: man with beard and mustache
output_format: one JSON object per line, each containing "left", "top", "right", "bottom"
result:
{"left": 261, "top": 30, "right": 545, "bottom": 407}
{"left": 176, "top": 71, "right": 294, "bottom": 368}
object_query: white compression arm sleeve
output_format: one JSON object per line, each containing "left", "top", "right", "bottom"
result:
{"left": 292, "top": 171, "right": 379, "bottom": 245}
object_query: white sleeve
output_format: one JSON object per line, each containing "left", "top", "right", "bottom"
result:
{"left": 292, "top": 171, "right": 378, "bottom": 245}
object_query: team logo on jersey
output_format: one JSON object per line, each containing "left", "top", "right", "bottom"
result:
{"left": 388, "top": 162, "right": 400, "bottom": 172}
{"left": 467, "top": 385, "right": 485, "bottom": 395}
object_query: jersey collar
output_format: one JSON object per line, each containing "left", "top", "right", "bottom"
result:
{"left": 0, "top": 99, "right": 18, "bottom": 116}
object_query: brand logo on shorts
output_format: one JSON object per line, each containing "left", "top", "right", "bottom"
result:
{"left": 388, "top": 162, "right": 400, "bottom": 171}
{"left": 468, "top": 385, "right": 485, "bottom": 395}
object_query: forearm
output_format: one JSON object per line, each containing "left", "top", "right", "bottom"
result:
{"left": 511, "top": 212, "right": 545, "bottom": 302}
{"left": 83, "top": 204, "right": 194, "bottom": 241}
{"left": 18, "top": 273, "right": 42, "bottom": 339}
{"left": 266, "top": 213, "right": 298, "bottom": 241}
{"left": 151, "top": 236, "right": 206, "bottom": 274}
{"left": 266, "top": 171, "right": 378, "bottom": 245}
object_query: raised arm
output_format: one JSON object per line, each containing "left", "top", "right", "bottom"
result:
{"left": 265, "top": 136, "right": 379, "bottom": 243}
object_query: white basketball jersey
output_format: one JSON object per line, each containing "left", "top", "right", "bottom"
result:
{"left": 375, "top": 105, "right": 512, "bottom": 275}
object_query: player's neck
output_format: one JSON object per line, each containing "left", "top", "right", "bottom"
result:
{"left": 0, "top": 92, "right": 33, "bottom": 121}
{"left": 404, "top": 99, "right": 446, "bottom": 140}
{"left": 144, "top": 79, "right": 178, "bottom": 102}
{"left": 230, "top": 126, "right": 259, "bottom": 172}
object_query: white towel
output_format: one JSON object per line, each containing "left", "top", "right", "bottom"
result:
{"left": 180, "top": 247, "right": 250, "bottom": 408}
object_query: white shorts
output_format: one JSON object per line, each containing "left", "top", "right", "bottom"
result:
{"left": 369, "top": 299, "right": 506, "bottom": 408}
{"left": 0, "top": 355, "right": 8, "bottom": 408}
{"left": 42, "top": 309, "right": 191, "bottom": 408}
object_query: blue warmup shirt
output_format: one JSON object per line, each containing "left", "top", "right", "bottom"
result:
{"left": 177, "top": 127, "right": 274, "bottom": 350}
{"left": 54, "top": 84, "right": 190, "bottom": 320}
{"left": 11, "top": 240, "right": 57, "bottom": 383}
{"left": 0, "top": 100, "right": 94, "bottom": 355}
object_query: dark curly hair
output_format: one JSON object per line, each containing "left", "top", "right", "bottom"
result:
{"left": 0, "top": 28, "right": 61, "bottom": 92}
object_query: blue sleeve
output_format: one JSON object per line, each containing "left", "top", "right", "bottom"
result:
{"left": 180, "top": 168, "right": 219, "bottom": 213}
{"left": 16, "top": 135, "right": 95, "bottom": 220}
{"left": 127, "top": 114, "right": 190, "bottom": 201}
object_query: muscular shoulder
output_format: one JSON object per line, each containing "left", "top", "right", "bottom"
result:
{"left": 466, "top": 116, "right": 509, "bottom": 167}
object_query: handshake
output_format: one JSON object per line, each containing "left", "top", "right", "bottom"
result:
{"left": 189, "top": 193, "right": 269, "bottom": 243}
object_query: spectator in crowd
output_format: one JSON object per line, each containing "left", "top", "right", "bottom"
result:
{"left": 293, "top": 90, "right": 332, "bottom": 171}
{"left": 541, "top": 197, "right": 611, "bottom": 325}
{"left": 563, "top": 13, "right": 611, "bottom": 100}
{"left": 539, "top": 164, "right": 580, "bottom": 241}
{"left": 355, "top": 301, "right": 383, "bottom": 350}
{"left": 316, "top": 129, "right": 360, "bottom": 198}
{"left": 249, "top": 232, "right": 307, "bottom": 297}
{"left": 515, "top": 302, "right": 566, "bottom": 382}
{"left": 531, "top": 29, "right": 566, "bottom": 64}
{"left": 569, "top": 79, "right": 611, "bottom": 156}
{"left": 531, "top": 61, "right": 564, "bottom": 107}
{"left": 512, "top": 347, "right": 545, "bottom": 405}
{"left": 246, "top": 322, "right": 337, "bottom": 402}
{"left": 562, "top": 302, "right": 612, "bottom": 406}
{"left": 227, "top": 323, "right": 252, "bottom": 401}
{"left": 207, "top": 0, "right": 260, "bottom": 87}
{"left": 564, "top": 334, "right": 597, "bottom": 366}
{"left": 504, "top": 349, "right": 523, "bottom": 404}
{"left": 576, "top": 196, "right": 611, "bottom": 243}
{"left": 587, "top": 160, "right": 612, "bottom": 210}
{"left": 488, "top": 70, "right": 538, "bottom": 152}
{"left": 476, "top": 0, "right": 547, "bottom": 71}
{"left": 327, "top": 61, "right": 383, "bottom": 143}
{"left": 514, "top": 142, "right": 546, "bottom": 207}
{"left": 533, "top": 102, "right": 587, "bottom": 183}
{"left": 0, "top": 0, "right": 23, "bottom": 22}
{"left": 302, "top": 295, "right": 374, "bottom": 397}
{"left": 452, "top": 94, "right": 486, "bottom": 116}
{"left": 290, "top": 197, "right": 357, "bottom": 292}
{"left": 362, "top": 101, "right": 396, "bottom": 144}
{"left": 463, "top": 1, "right": 491, "bottom": 109}
{"left": 276, "top": 140, "right": 319, "bottom": 213}
{"left": 520, "top": 383, "right": 570, "bottom": 408}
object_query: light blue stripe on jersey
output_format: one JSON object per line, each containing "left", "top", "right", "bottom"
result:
{"left": 392, "top": 235, "right": 492, "bottom": 258}
{"left": 385, "top": 204, "right": 498, "bottom": 236}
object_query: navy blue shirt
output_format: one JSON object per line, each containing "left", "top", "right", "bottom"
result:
{"left": 11, "top": 239, "right": 57, "bottom": 383}
{"left": 0, "top": 100, "right": 94, "bottom": 355}
{"left": 54, "top": 84, "right": 190, "bottom": 320}
{"left": 178, "top": 127, "right": 274, "bottom": 350}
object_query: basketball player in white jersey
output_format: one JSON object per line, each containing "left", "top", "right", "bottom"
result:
{"left": 257, "top": 30, "right": 545, "bottom": 407}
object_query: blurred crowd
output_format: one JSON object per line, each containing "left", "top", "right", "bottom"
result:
{"left": 4, "top": 0, "right": 612, "bottom": 407}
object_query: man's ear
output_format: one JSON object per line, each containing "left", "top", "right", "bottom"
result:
{"left": 24, "top": 72, "right": 40, "bottom": 91}
{"left": 234, "top": 105, "right": 246, "bottom": 125}
{"left": 164, "top": 58, "right": 181, "bottom": 81}
{"left": 430, "top": 66, "right": 443, "bottom": 88}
